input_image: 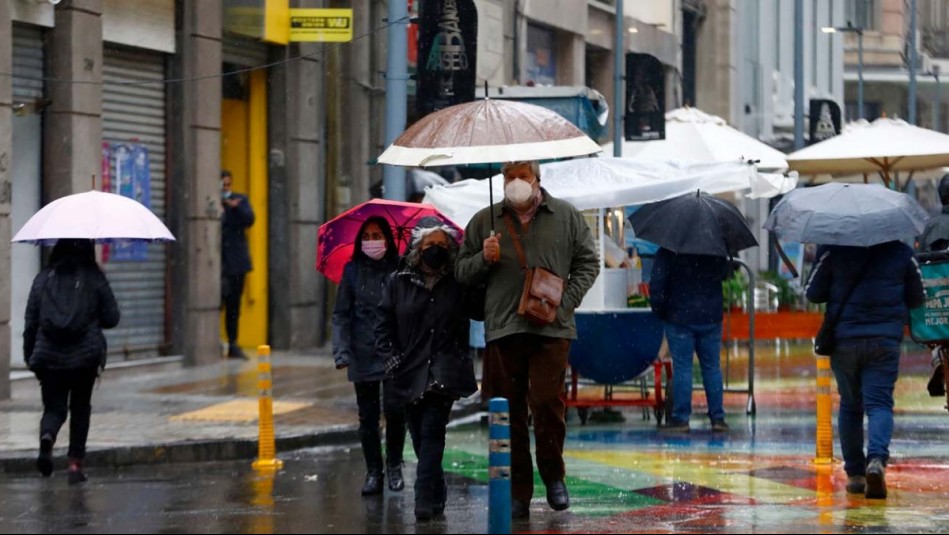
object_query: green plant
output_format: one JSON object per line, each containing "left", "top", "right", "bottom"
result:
{"left": 758, "top": 271, "right": 797, "bottom": 310}
{"left": 722, "top": 271, "right": 748, "bottom": 310}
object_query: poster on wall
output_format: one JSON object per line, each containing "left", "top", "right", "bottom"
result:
{"left": 625, "top": 53, "right": 665, "bottom": 141}
{"left": 416, "top": 0, "right": 478, "bottom": 116}
{"left": 101, "top": 143, "right": 151, "bottom": 262}
{"left": 525, "top": 24, "right": 556, "bottom": 86}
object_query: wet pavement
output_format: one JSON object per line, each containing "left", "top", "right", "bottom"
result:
{"left": 0, "top": 342, "right": 946, "bottom": 533}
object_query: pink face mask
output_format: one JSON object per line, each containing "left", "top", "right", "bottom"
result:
{"left": 362, "top": 240, "right": 388, "bottom": 261}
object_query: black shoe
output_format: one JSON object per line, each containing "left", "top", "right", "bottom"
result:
{"left": 711, "top": 419, "right": 730, "bottom": 433}
{"left": 512, "top": 500, "right": 530, "bottom": 520}
{"left": 415, "top": 503, "right": 435, "bottom": 522}
{"left": 546, "top": 480, "right": 570, "bottom": 511}
{"left": 66, "top": 461, "right": 87, "bottom": 486}
{"left": 846, "top": 475, "right": 867, "bottom": 494}
{"left": 662, "top": 420, "right": 690, "bottom": 433}
{"left": 227, "top": 344, "right": 249, "bottom": 360}
{"left": 361, "top": 473, "right": 384, "bottom": 496}
{"left": 386, "top": 464, "right": 405, "bottom": 492}
{"left": 865, "top": 459, "right": 887, "bottom": 499}
{"left": 928, "top": 364, "right": 946, "bottom": 397}
{"left": 37, "top": 434, "right": 53, "bottom": 478}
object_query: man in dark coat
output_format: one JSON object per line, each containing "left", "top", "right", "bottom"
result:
{"left": 805, "top": 241, "right": 925, "bottom": 499}
{"left": 649, "top": 248, "right": 731, "bottom": 433}
{"left": 221, "top": 170, "right": 255, "bottom": 360}
{"left": 918, "top": 173, "right": 949, "bottom": 252}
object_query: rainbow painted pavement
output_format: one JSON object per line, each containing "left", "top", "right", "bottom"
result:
{"left": 439, "top": 342, "right": 949, "bottom": 533}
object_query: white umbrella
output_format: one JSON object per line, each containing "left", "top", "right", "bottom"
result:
{"left": 13, "top": 190, "right": 175, "bottom": 244}
{"left": 787, "top": 117, "right": 949, "bottom": 187}
{"left": 602, "top": 107, "right": 789, "bottom": 172}
{"left": 423, "top": 159, "right": 796, "bottom": 228}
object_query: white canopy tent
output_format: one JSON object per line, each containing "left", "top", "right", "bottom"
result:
{"left": 423, "top": 158, "right": 797, "bottom": 229}
{"left": 601, "top": 107, "right": 789, "bottom": 173}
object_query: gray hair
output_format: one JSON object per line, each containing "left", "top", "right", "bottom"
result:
{"left": 501, "top": 161, "right": 541, "bottom": 180}
{"left": 404, "top": 225, "right": 460, "bottom": 269}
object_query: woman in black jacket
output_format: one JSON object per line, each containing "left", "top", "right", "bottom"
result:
{"left": 376, "top": 217, "right": 478, "bottom": 522}
{"left": 24, "top": 239, "right": 120, "bottom": 484}
{"left": 332, "top": 216, "right": 407, "bottom": 496}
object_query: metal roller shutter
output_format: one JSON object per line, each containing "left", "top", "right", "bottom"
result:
{"left": 102, "top": 46, "right": 168, "bottom": 359}
{"left": 12, "top": 24, "right": 44, "bottom": 101}
{"left": 223, "top": 35, "right": 268, "bottom": 68}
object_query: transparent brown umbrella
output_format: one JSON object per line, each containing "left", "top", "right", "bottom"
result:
{"left": 377, "top": 97, "right": 601, "bottom": 228}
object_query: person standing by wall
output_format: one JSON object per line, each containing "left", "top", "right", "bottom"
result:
{"left": 24, "top": 239, "right": 120, "bottom": 485}
{"left": 332, "top": 217, "right": 407, "bottom": 496}
{"left": 221, "top": 170, "right": 255, "bottom": 360}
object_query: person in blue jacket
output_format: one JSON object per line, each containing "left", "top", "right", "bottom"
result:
{"left": 649, "top": 248, "right": 731, "bottom": 433}
{"left": 805, "top": 241, "right": 924, "bottom": 499}
{"left": 332, "top": 216, "right": 407, "bottom": 496}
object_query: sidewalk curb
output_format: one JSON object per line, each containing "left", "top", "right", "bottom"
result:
{"left": 0, "top": 399, "right": 484, "bottom": 475}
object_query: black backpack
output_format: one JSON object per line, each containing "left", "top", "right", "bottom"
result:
{"left": 39, "top": 268, "right": 93, "bottom": 345}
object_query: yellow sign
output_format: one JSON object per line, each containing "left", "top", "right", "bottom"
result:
{"left": 289, "top": 9, "right": 354, "bottom": 42}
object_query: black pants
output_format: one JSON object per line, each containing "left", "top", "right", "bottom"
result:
{"left": 354, "top": 381, "right": 407, "bottom": 475}
{"left": 38, "top": 368, "right": 98, "bottom": 460}
{"left": 222, "top": 273, "right": 246, "bottom": 344}
{"left": 406, "top": 394, "right": 453, "bottom": 509}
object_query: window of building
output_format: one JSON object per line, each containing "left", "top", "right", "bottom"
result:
{"left": 526, "top": 24, "right": 557, "bottom": 86}
{"left": 847, "top": 0, "right": 877, "bottom": 30}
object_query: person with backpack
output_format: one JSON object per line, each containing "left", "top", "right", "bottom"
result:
{"left": 23, "top": 239, "right": 120, "bottom": 485}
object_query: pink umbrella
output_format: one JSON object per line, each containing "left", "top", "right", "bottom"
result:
{"left": 316, "top": 199, "right": 464, "bottom": 284}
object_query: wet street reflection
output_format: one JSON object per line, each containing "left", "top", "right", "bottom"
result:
{"left": 0, "top": 342, "right": 946, "bottom": 533}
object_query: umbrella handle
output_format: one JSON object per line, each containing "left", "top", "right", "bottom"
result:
{"left": 770, "top": 232, "right": 800, "bottom": 279}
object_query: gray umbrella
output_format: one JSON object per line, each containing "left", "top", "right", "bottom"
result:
{"left": 764, "top": 182, "right": 929, "bottom": 246}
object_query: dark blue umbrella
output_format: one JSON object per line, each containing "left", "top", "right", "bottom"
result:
{"left": 628, "top": 191, "right": 758, "bottom": 257}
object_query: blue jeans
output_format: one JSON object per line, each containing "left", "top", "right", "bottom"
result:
{"left": 831, "top": 339, "right": 900, "bottom": 477}
{"left": 664, "top": 322, "right": 725, "bottom": 423}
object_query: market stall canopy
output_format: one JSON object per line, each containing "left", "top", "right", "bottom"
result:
{"left": 602, "top": 107, "right": 789, "bottom": 173}
{"left": 786, "top": 117, "right": 949, "bottom": 186}
{"left": 423, "top": 158, "right": 797, "bottom": 228}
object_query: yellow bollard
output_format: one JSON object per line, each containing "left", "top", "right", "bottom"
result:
{"left": 813, "top": 354, "right": 834, "bottom": 465}
{"left": 252, "top": 345, "right": 284, "bottom": 471}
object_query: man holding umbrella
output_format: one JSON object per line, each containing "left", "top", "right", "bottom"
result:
{"left": 631, "top": 191, "right": 758, "bottom": 434}
{"left": 457, "top": 161, "right": 599, "bottom": 520}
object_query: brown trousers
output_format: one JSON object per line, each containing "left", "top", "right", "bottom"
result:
{"left": 485, "top": 333, "right": 570, "bottom": 503}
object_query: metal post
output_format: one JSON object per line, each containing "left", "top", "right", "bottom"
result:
{"left": 613, "top": 0, "right": 624, "bottom": 157}
{"left": 488, "top": 398, "right": 512, "bottom": 534}
{"left": 252, "top": 345, "right": 284, "bottom": 471}
{"left": 383, "top": 0, "right": 408, "bottom": 201}
{"left": 794, "top": 0, "right": 805, "bottom": 149}
{"left": 909, "top": 0, "right": 918, "bottom": 124}
{"left": 857, "top": 29, "right": 864, "bottom": 120}
{"left": 731, "top": 260, "right": 756, "bottom": 416}
{"left": 935, "top": 68, "right": 942, "bottom": 132}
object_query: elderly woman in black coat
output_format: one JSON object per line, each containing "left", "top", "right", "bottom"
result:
{"left": 332, "top": 216, "right": 408, "bottom": 496}
{"left": 375, "top": 217, "right": 478, "bottom": 522}
{"left": 24, "top": 239, "right": 120, "bottom": 485}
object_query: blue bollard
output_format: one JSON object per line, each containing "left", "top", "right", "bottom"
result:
{"left": 488, "top": 398, "right": 512, "bottom": 534}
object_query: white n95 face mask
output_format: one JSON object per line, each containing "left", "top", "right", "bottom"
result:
{"left": 504, "top": 178, "right": 535, "bottom": 205}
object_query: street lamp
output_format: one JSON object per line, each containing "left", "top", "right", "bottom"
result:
{"left": 823, "top": 22, "right": 864, "bottom": 120}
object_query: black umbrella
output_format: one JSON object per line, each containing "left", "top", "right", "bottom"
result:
{"left": 628, "top": 191, "right": 758, "bottom": 257}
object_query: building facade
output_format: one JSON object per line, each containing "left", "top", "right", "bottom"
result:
{"left": 0, "top": 0, "right": 328, "bottom": 398}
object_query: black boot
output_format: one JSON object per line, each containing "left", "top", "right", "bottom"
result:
{"left": 387, "top": 463, "right": 405, "bottom": 492}
{"left": 227, "top": 344, "right": 248, "bottom": 360}
{"left": 361, "top": 472, "right": 384, "bottom": 496}
{"left": 37, "top": 434, "right": 53, "bottom": 478}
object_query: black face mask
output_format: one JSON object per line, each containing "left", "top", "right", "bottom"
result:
{"left": 421, "top": 245, "right": 450, "bottom": 270}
